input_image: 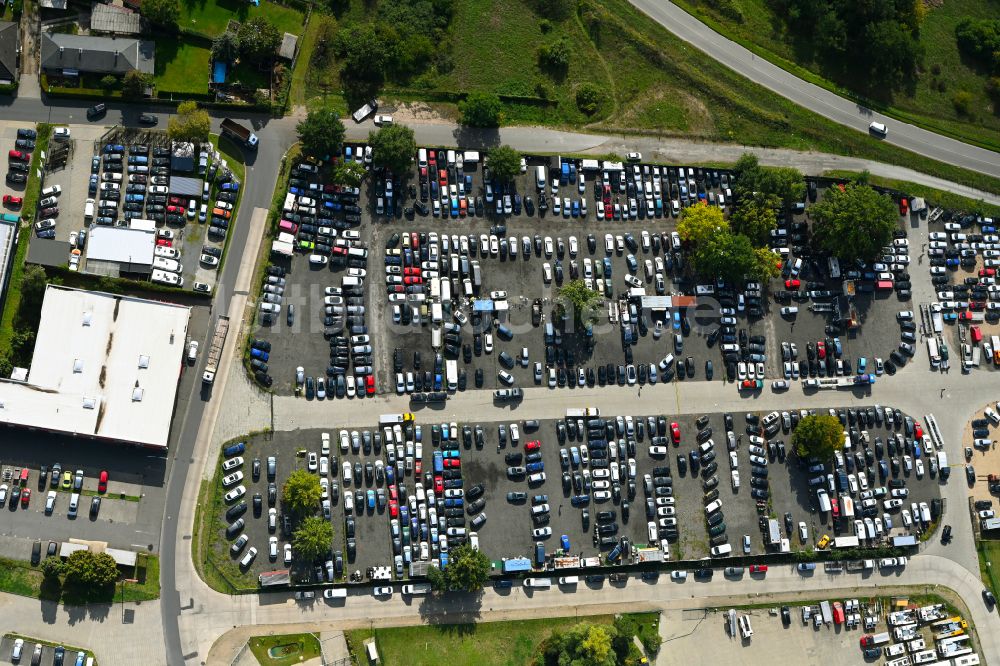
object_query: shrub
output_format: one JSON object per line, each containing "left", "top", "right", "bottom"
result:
{"left": 952, "top": 90, "right": 974, "bottom": 116}
{"left": 575, "top": 82, "right": 601, "bottom": 115}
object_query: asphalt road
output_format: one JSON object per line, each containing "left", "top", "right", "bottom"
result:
{"left": 626, "top": 0, "right": 1000, "bottom": 177}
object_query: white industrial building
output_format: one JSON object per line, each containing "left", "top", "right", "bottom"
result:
{"left": 0, "top": 285, "right": 190, "bottom": 449}
{"left": 84, "top": 226, "right": 155, "bottom": 277}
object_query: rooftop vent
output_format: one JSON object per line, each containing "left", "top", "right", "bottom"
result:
{"left": 131, "top": 387, "right": 143, "bottom": 402}
{"left": 138, "top": 355, "right": 149, "bottom": 369}
{"left": 82, "top": 312, "right": 92, "bottom": 326}
{"left": 72, "top": 359, "right": 84, "bottom": 373}
{"left": 82, "top": 397, "right": 96, "bottom": 410}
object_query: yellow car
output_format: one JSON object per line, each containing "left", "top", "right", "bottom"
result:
{"left": 61, "top": 471, "right": 73, "bottom": 489}
{"left": 817, "top": 534, "right": 831, "bottom": 550}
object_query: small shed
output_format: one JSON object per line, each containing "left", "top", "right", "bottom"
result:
{"left": 169, "top": 176, "right": 203, "bottom": 198}
{"left": 278, "top": 32, "right": 298, "bottom": 61}
{"left": 171, "top": 141, "right": 195, "bottom": 172}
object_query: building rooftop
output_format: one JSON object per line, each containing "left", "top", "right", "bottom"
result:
{"left": 0, "top": 22, "right": 17, "bottom": 83}
{"left": 0, "top": 285, "right": 190, "bottom": 449}
{"left": 90, "top": 4, "right": 142, "bottom": 35}
{"left": 86, "top": 226, "right": 154, "bottom": 267}
{"left": 40, "top": 33, "right": 154, "bottom": 75}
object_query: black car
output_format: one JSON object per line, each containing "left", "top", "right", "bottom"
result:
{"left": 138, "top": 113, "right": 158, "bottom": 125}
{"left": 90, "top": 496, "right": 102, "bottom": 517}
{"left": 87, "top": 103, "right": 108, "bottom": 120}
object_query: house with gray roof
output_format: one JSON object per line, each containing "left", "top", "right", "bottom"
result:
{"left": 40, "top": 33, "right": 154, "bottom": 77}
{"left": 0, "top": 22, "right": 19, "bottom": 84}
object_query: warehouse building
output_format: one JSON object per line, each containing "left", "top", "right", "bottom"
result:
{"left": 83, "top": 226, "right": 155, "bottom": 277}
{"left": 0, "top": 285, "right": 190, "bottom": 449}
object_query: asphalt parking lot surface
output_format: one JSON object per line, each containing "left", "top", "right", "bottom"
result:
{"left": 220, "top": 404, "right": 941, "bottom": 584}
{"left": 0, "top": 636, "right": 91, "bottom": 666}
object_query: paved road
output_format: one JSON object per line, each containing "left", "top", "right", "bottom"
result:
{"left": 627, "top": 0, "right": 1000, "bottom": 177}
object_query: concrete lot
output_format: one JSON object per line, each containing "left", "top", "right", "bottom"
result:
{"left": 218, "top": 404, "right": 941, "bottom": 584}
{"left": 1, "top": 121, "right": 32, "bottom": 213}
{"left": 0, "top": 636, "right": 91, "bottom": 666}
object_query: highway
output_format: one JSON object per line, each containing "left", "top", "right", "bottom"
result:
{"left": 0, "top": 88, "right": 997, "bottom": 663}
{"left": 626, "top": 0, "right": 1000, "bottom": 177}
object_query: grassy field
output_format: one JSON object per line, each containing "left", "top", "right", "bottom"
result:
{"left": 178, "top": 0, "right": 305, "bottom": 37}
{"left": 249, "top": 633, "right": 322, "bottom": 666}
{"left": 670, "top": 0, "right": 1000, "bottom": 153}
{"left": 346, "top": 613, "right": 659, "bottom": 666}
{"left": 152, "top": 37, "right": 211, "bottom": 95}
{"left": 296, "top": 0, "right": 1000, "bottom": 196}
{"left": 978, "top": 539, "right": 1000, "bottom": 599}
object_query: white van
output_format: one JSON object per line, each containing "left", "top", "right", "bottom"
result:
{"left": 308, "top": 254, "right": 328, "bottom": 266}
{"left": 401, "top": 583, "right": 431, "bottom": 595}
{"left": 558, "top": 576, "right": 579, "bottom": 586}
{"left": 738, "top": 615, "right": 753, "bottom": 639}
{"left": 524, "top": 577, "right": 552, "bottom": 588}
{"left": 84, "top": 198, "right": 95, "bottom": 219}
{"left": 418, "top": 148, "right": 428, "bottom": 168}
{"left": 342, "top": 276, "right": 363, "bottom": 287}
{"left": 536, "top": 166, "right": 547, "bottom": 190}
{"left": 463, "top": 150, "right": 480, "bottom": 164}
{"left": 323, "top": 588, "right": 347, "bottom": 600}
{"left": 68, "top": 492, "right": 80, "bottom": 517}
{"left": 259, "top": 302, "right": 280, "bottom": 314}
{"left": 710, "top": 544, "right": 732, "bottom": 557}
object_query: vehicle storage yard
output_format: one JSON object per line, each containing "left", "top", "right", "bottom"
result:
{"left": 213, "top": 405, "right": 942, "bottom": 585}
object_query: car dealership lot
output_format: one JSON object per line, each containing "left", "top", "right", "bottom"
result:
{"left": 215, "top": 403, "right": 941, "bottom": 586}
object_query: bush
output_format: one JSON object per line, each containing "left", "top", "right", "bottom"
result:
{"left": 538, "top": 38, "right": 571, "bottom": 74}
{"left": 952, "top": 90, "right": 974, "bottom": 116}
{"left": 575, "top": 82, "right": 601, "bottom": 115}
{"left": 458, "top": 91, "right": 502, "bottom": 127}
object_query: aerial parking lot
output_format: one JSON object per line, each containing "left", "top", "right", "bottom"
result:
{"left": 256, "top": 147, "right": 917, "bottom": 402}
{"left": 211, "top": 403, "right": 941, "bottom": 586}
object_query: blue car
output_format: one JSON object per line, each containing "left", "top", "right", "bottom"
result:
{"left": 673, "top": 311, "right": 681, "bottom": 330}
{"left": 560, "top": 534, "right": 570, "bottom": 551}
{"left": 103, "top": 143, "right": 125, "bottom": 153}
{"left": 603, "top": 257, "right": 612, "bottom": 276}
{"left": 221, "top": 182, "right": 240, "bottom": 192}
{"left": 126, "top": 193, "right": 145, "bottom": 203}
{"left": 367, "top": 489, "right": 375, "bottom": 509}
{"left": 223, "top": 442, "right": 246, "bottom": 457}
{"left": 526, "top": 461, "right": 544, "bottom": 473}
{"left": 857, "top": 357, "right": 866, "bottom": 373}
{"left": 249, "top": 348, "right": 269, "bottom": 361}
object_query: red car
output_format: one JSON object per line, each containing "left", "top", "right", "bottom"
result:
{"left": 899, "top": 197, "right": 909, "bottom": 216}
{"left": 20, "top": 488, "right": 30, "bottom": 507}
{"left": 98, "top": 470, "right": 108, "bottom": 493}
{"left": 403, "top": 267, "right": 421, "bottom": 276}
{"left": 169, "top": 196, "right": 184, "bottom": 205}
{"left": 167, "top": 205, "right": 182, "bottom": 214}
{"left": 419, "top": 166, "right": 427, "bottom": 181}
{"left": 604, "top": 205, "right": 613, "bottom": 220}
{"left": 971, "top": 301, "right": 986, "bottom": 311}
{"left": 8, "top": 150, "right": 29, "bottom": 162}
{"left": 433, "top": 476, "right": 443, "bottom": 494}
{"left": 156, "top": 239, "right": 173, "bottom": 247}
{"left": 670, "top": 422, "right": 680, "bottom": 445}
{"left": 438, "top": 169, "right": 448, "bottom": 187}
{"left": 831, "top": 498, "right": 839, "bottom": 518}
{"left": 959, "top": 311, "right": 974, "bottom": 321}
{"left": 2, "top": 195, "right": 22, "bottom": 207}
{"left": 914, "top": 423, "right": 923, "bottom": 439}
{"left": 784, "top": 279, "right": 800, "bottom": 288}
{"left": 388, "top": 501, "right": 398, "bottom": 518}
{"left": 365, "top": 375, "right": 375, "bottom": 395}
{"left": 817, "top": 341, "right": 826, "bottom": 359}
{"left": 444, "top": 458, "right": 461, "bottom": 468}
{"left": 749, "top": 564, "right": 767, "bottom": 574}
{"left": 980, "top": 268, "right": 996, "bottom": 277}
{"left": 525, "top": 440, "right": 541, "bottom": 451}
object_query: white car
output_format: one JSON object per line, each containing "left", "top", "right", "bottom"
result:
{"left": 626, "top": 151, "right": 642, "bottom": 161}
{"left": 670, "top": 570, "right": 687, "bottom": 580}
{"left": 222, "top": 471, "right": 244, "bottom": 487}
{"left": 53, "top": 127, "right": 71, "bottom": 140}
{"left": 533, "top": 527, "right": 552, "bottom": 537}
{"left": 222, "top": 456, "right": 243, "bottom": 471}
{"left": 374, "top": 114, "right": 393, "bottom": 125}
{"left": 373, "top": 586, "right": 393, "bottom": 597}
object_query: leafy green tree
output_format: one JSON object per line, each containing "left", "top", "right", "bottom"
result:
{"left": 167, "top": 101, "right": 210, "bottom": 143}
{"left": 677, "top": 203, "right": 727, "bottom": 246}
{"left": 296, "top": 109, "right": 346, "bottom": 158}
{"left": 729, "top": 193, "right": 778, "bottom": 245}
{"left": 810, "top": 183, "right": 898, "bottom": 262}
{"left": 542, "top": 623, "right": 617, "bottom": 666}
{"left": 282, "top": 469, "right": 321, "bottom": 516}
{"left": 40, "top": 557, "right": 63, "bottom": 579}
{"left": 538, "top": 38, "right": 570, "bottom": 74}
{"left": 679, "top": 204, "right": 778, "bottom": 282}
{"left": 368, "top": 124, "right": 416, "bottom": 176}
{"left": 99, "top": 75, "right": 117, "bottom": 92}
{"left": 292, "top": 515, "right": 333, "bottom": 561}
{"left": 576, "top": 83, "right": 601, "bottom": 115}
{"left": 793, "top": 414, "right": 842, "bottom": 462}
{"left": 140, "top": 0, "right": 179, "bottom": 28}
{"left": 557, "top": 279, "right": 602, "bottom": 329}
{"left": 531, "top": 0, "right": 574, "bottom": 20}
{"left": 486, "top": 145, "right": 521, "bottom": 183}
{"left": 121, "top": 71, "right": 149, "bottom": 100}
{"left": 334, "top": 24, "right": 387, "bottom": 101}
{"left": 955, "top": 18, "right": 1000, "bottom": 72}
{"left": 237, "top": 16, "right": 281, "bottom": 64}
{"left": 731, "top": 153, "right": 805, "bottom": 207}
{"left": 63, "top": 551, "right": 119, "bottom": 589}
{"left": 427, "top": 543, "right": 490, "bottom": 593}
{"left": 331, "top": 160, "right": 367, "bottom": 188}
{"left": 212, "top": 31, "right": 240, "bottom": 64}
{"left": 458, "top": 92, "right": 502, "bottom": 127}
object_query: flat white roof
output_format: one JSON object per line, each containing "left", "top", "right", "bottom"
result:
{"left": 86, "top": 226, "right": 155, "bottom": 266}
{"left": 0, "top": 285, "right": 190, "bottom": 448}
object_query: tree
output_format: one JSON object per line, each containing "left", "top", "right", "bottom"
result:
{"left": 62, "top": 551, "right": 119, "bottom": 589}
{"left": 296, "top": 108, "right": 346, "bottom": 158}
{"left": 368, "top": 123, "right": 416, "bottom": 176}
{"left": 557, "top": 279, "right": 602, "bottom": 329}
{"left": 167, "top": 101, "right": 210, "bottom": 143}
{"left": 40, "top": 557, "right": 63, "bottom": 580}
{"left": 793, "top": 414, "right": 842, "bottom": 462}
{"left": 542, "top": 623, "right": 617, "bottom": 666}
{"left": 434, "top": 542, "right": 490, "bottom": 593}
{"left": 729, "top": 192, "right": 778, "bottom": 245}
{"left": 538, "top": 38, "right": 570, "bottom": 74}
{"left": 121, "top": 71, "right": 149, "bottom": 100}
{"left": 485, "top": 145, "right": 521, "bottom": 183}
{"left": 237, "top": 16, "right": 281, "bottom": 64}
{"left": 282, "top": 469, "right": 321, "bottom": 516}
{"left": 810, "top": 183, "right": 898, "bottom": 262}
{"left": 99, "top": 75, "right": 117, "bottom": 92}
{"left": 955, "top": 18, "right": 1000, "bottom": 72}
{"left": 731, "top": 153, "right": 805, "bottom": 207}
{"left": 677, "top": 203, "right": 726, "bottom": 246}
{"left": 458, "top": 91, "right": 502, "bottom": 127}
{"left": 331, "top": 160, "right": 367, "bottom": 188}
{"left": 678, "top": 203, "right": 778, "bottom": 283}
{"left": 212, "top": 31, "right": 240, "bottom": 64}
{"left": 140, "top": 0, "right": 179, "bottom": 28}
{"left": 334, "top": 24, "right": 387, "bottom": 101}
{"left": 293, "top": 515, "right": 333, "bottom": 561}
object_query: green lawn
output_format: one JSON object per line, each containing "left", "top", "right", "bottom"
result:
{"left": 978, "top": 539, "right": 1000, "bottom": 599}
{"left": 178, "top": 0, "right": 305, "bottom": 37}
{"left": 249, "top": 633, "right": 321, "bottom": 666}
{"left": 346, "top": 614, "right": 659, "bottom": 666}
{"left": 153, "top": 37, "right": 211, "bottom": 95}
{"left": 670, "top": 0, "right": 1000, "bottom": 153}
{"left": 0, "top": 553, "right": 159, "bottom": 603}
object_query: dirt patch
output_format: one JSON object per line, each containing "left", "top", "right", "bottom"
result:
{"left": 381, "top": 100, "right": 457, "bottom": 125}
{"left": 964, "top": 401, "right": 1000, "bottom": 505}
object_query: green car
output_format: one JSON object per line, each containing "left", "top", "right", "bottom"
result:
{"left": 708, "top": 522, "right": 727, "bottom": 537}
